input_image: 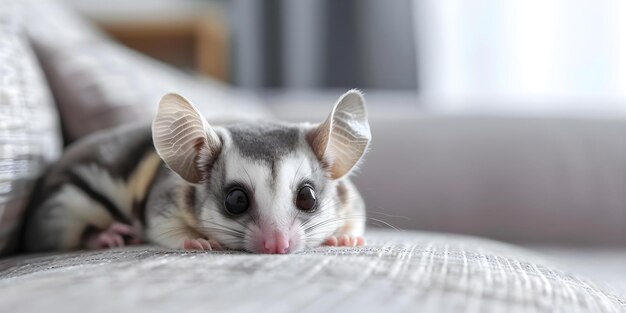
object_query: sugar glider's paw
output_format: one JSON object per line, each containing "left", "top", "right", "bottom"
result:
{"left": 322, "top": 234, "right": 366, "bottom": 247}
{"left": 84, "top": 222, "right": 142, "bottom": 250}
{"left": 182, "top": 238, "right": 223, "bottom": 251}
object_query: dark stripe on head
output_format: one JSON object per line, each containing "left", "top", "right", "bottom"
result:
{"left": 66, "top": 170, "right": 132, "bottom": 225}
{"left": 269, "top": 161, "right": 278, "bottom": 189}
{"left": 227, "top": 122, "right": 301, "bottom": 165}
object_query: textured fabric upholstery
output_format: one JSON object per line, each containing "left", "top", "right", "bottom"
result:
{"left": 1, "top": 230, "right": 624, "bottom": 313}
{"left": 20, "top": 0, "right": 270, "bottom": 143}
{"left": 0, "top": 0, "right": 62, "bottom": 255}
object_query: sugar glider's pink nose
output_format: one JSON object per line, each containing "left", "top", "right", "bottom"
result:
{"left": 263, "top": 231, "right": 290, "bottom": 254}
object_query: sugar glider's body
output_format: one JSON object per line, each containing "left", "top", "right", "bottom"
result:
{"left": 23, "top": 125, "right": 160, "bottom": 251}
{"left": 24, "top": 90, "right": 371, "bottom": 254}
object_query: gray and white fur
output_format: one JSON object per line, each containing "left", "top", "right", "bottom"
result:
{"left": 23, "top": 90, "right": 371, "bottom": 254}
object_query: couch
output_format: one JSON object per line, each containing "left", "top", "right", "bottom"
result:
{"left": 0, "top": 0, "right": 624, "bottom": 312}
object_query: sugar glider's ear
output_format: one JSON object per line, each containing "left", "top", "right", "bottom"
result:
{"left": 152, "top": 93, "right": 221, "bottom": 184}
{"left": 307, "top": 89, "right": 371, "bottom": 180}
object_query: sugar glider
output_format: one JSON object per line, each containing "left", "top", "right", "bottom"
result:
{"left": 23, "top": 90, "right": 371, "bottom": 254}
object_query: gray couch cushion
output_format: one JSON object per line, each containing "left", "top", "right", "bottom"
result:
{"left": 1, "top": 230, "right": 624, "bottom": 312}
{"left": 0, "top": 0, "right": 62, "bottom": 255}
{"left": 21, "top": 0, "right": 270, "bottom": 143}
{"left": 358, "top": 114, "right": 626, "bottom": 246}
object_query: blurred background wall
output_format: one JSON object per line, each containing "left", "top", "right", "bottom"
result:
{"left": 63, "top": 0, "right": 418, "bottom": 90}
{"left": 415, "top": 0, "right": 626, "bottom": 106}
{"left": 230, "top": 0, "right": 417, "bottom": 89}
{"left": 64, "top": 0, "right": 626, "bottom": 102}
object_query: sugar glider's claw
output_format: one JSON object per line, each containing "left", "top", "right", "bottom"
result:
{"left": 322, "top": 235, "right": 365, "bottom": 247}
{"left": 183, "top": 238, "right": 223, "bottom": 251}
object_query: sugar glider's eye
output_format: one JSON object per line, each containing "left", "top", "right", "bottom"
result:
{"left": 225, "top": 189, "right": 249, "bottom": 215}
{"left": 296, "top": 185, "right": 317, "bottom": 212}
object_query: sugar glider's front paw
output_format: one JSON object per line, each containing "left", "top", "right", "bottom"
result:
{"left": 84, "top": 221, "right": 142, "bottom": 250}
{"left": 182, "top": 238, "right": 223, "bottom": 251}
{"left": 322, "top": 234, "right": 366, "bottom": 247}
